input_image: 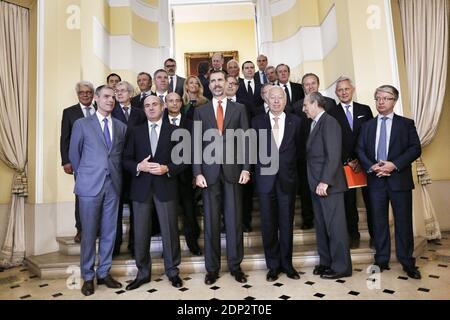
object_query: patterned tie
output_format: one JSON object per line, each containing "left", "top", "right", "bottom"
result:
{"left": 216, "top": 100, "right": 224, "bottom": 135}
{"left": 310, "top": 120, "right": 317, "bottom": 133}
{"left": 273, "top": 116, "right": 280, "bottom": 148}
{"left": 377, "top": 117, "right": 388, "bottom": 161}
{"left": 140, "top": 93, "right": 147, "bottom": 103}
{"left": 103, "top": 118, "right": 112, "bottom": 150}
{"left": 284, "top": 84, "right": 291, "bottom": 105}
{"left": 247, "top": 81, "right": 253, "bottom": 96}
{"left": 169, "top": 76, "right": 174, "bottom": 93}
{"left": 171, "top": 117, "right": 178, "bottom": 126}
{"left": 84, "top": 106, "right": 91, "bottom": 117}
{"left": 345, "top": 105, "right": 353, "bottom": 130}
{"left": 262, "top": 72, "right": 268, "bottom": 84}
{"left": 123, "top": 106, "right": 130, "bottom": 122}
{"left": 150, "top": 123, "right": 158, "bottom": 156}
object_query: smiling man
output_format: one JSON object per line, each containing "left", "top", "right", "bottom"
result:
{"left": 69, "top": 85, "right": 127, "bottom": 296}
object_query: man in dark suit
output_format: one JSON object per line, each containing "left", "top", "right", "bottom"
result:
{"left": 252, "top": 86, "right": 302, "bottom": 282}
{"left": 237, "top": 61, "right": 264, "bottom": 117}
{"left": 265, "top": 66, "right": 278, "bottom": 85}
{"left": 198, "top": 62, "right": 213, "bottom": 100}
{"left": 193, "top": 70, "right": 251, "bottom": 285}
{"left": 69, "top": 85, "right": 127, "bottom": 296}
{"left": 328, "top": 76, "right": 374, "bottom": 249}
{"left": 123, "top": 95, "right": 187, "bottom": 291}
{"left": 357, "top": 85, "right": 422, "bottom": 279}
{"left": 291, "top": 73, "right": 336, "bottom": 230}
{"left": 60, "top": 81, "right": 96, "bottom": 243}
{"left": 254, "top": 54, "right": 269, "bottom": 85}
{"left": 107, "top": 73, "right": 121, "bottom": 92}
{"left": 131, "top": 72, "right": 152, "bottom": 110}
{"left": 303, "top": 92, "right": 352, "bottom": 280}
{"left": 211, "top": 52, "right": 226, "bottom": 72}
{"left": 275, "top": 64, "right": 304, "bottom": 108}
{"left": 164, "top": 92, "right": 202, "bottom": 256}
{"left": 111, "top": 81, "right": 147, "bottom": 256}
{"left": 165, "top": 58, "right": 186, "bottom": 97}
{"left": 153, "top": 69, "right": 170, "bottom": 104}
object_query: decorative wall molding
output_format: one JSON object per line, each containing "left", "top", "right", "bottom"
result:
{"left": 270, "top": 0, "right": 296, "bottom": 17}
{"left": 108, "top": 0, "right": 159, "bottom": 22}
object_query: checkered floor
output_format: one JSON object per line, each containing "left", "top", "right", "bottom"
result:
{"left": 0, "top": 234, "right": 449, "bottom": 300}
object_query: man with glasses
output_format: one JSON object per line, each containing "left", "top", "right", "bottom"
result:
{"left": 357, "top": 85, "right": 422, "bottom": 279}
{"left": 164, "top": 58, "right": 185, "bottom": 97}
{"left": 60, "top": 81, "right": 96, "bottom": 243}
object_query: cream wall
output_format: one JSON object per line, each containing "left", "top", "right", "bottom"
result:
{"left": 174, "top": 19, "right": 257, "bottom": 77}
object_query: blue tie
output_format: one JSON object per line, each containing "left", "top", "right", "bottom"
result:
{"left": 377, "top": 117, "right": 388, "bottom": 161}
{"left": 262, "top": 72, "right": 268, "bottom": 84}
{"left": 345, "top": 105, "right": 353, "bottom": 130}
{"left": 103, "top": 118, "right": 112, "bottom": 150}
{"left": 150, "top": 123, "right": 158, "bottom": 156}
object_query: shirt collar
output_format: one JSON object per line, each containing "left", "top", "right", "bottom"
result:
{"left": 340, "top": 101, "right": 353, "bottom": 108}
{"left": 378, "top": 112, "right": 394, "bottom": 120}
{"left": 313, "top": 110, "right": 326, "bottom": 123}
{"left": 79, "top": 102, "right": 94, "bottom": 109}
{"left": 148, "top": 117, "right": 163, "bottom": 127}
{"left": 96, "top": 111, "right": 112, "bottom": 122}
{"left": 213, "top": 97, "right": 227, "bottom": 106}
{"left": 120, "top": 103, "right": 131, "bottom": 109}
{"left": 269, "top": 111, "right": 286, "bottom": 120}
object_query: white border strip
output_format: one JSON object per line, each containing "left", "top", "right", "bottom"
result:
{"left": 36, "top": 0, "right": 45, "bottom": 203}
{"left": 384, "top": 0, "right": 403, "bottom": 115}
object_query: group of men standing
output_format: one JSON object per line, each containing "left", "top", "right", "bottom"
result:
{"left": 60, "top": 53, "right": 422, "bottom": 297}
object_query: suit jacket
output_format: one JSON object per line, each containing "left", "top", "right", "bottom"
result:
{"left": 279, "top": 82, "right": 305, "bottom": 106}
{"left": 192, "top": 100, "right": 250, "bottom": 185}
{"left": 328, "top": 102, "right": 373, "bottom": 163}
{"left": 198, "top": 74, "right": 212, "bottom": 100}
{"left": 60, "top": 103, "right": 85, "bottom": 166}
{"left": 236, "top": 79, "right": 264, "bottom": 120}
{"left": 306, "top": 112, "right": 347, "bottom": 194}
{"left": 171, "top": 75, "right": 185, "bottom": 97}
{"left": 123, "top": 120, "right": 187, "bottom": 202}
{"left": 131, "top": 94, "right": 149, "bottom": 110}
{"left": 111, "top": 102, "right": 147, "bottom": 128}
{"left": 69, "top": 115, "right": 127, "bottom": 197}
{"left": 252, "top": 112, "right": 302, "bottom": 194}
{"left": 357, "top": 114, "right": 421, "bottom": 191}
{"left": 254, "top": 70, "right": 267, "bottom": 85}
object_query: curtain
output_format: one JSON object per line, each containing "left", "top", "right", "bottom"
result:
{"left": 399, "top": 0, "right": 449, "bottom": 240}
{"left": 0, "top": 1, "right": 29, "bottom": 267}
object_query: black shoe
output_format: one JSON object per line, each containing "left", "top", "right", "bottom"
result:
{"left": 205, "top": 272, "right": 219, "bottom": 285}
{"left": 313, "top": 265, "right": 330, "bottom": 276}
{"left": 169, "top": 275, "right": 183, "bottom": 288}
{"left": 373, "top": 263, "right": 390, "bottom": 272}
{"left": 285, "top": 269, "right": 300, "bottom": 280}
{"left": 188, "top": 243, "right": 202, "bottom": 256}
{"left": 231, "top": 270, "right": 247, "bottom": 283}
{"left": 81, "top": 280, "right": 94, "bottom": 296}
{"left": 403, "top": 266, "right": 421, "bottom": 279}
{"left": 350, "top": 238, "right": 360, "bottom": 249}
{"left": 97, "top": 274, "right": 122, "bottom": 288}
{"left": 74, "top": 230, "right": 82, "bottom": 243}
{"left": 125, "top": 278, "right": 150, "bottom": 291}
{"left": 320, "top": 269, "right": 352, "bottom": 280}
{"left": 112, "top": 248, "right": 121, "bottom": 257}
{"left": 266, "top": 269, "right": 280, "bottom": 282}
{"left": 243, "top": 225, "right": 252, "bottom": 233}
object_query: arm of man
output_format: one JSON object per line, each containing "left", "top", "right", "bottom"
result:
{"left": 60, "top": 109, "right": 72, "bottom": 172}
{"left": 389, "top": 119, "right": 422, "bottom": 172}
{"left": 319, "top": 117, "right": 342, "bottom": 187}
{"left": 68, "top": 119, "right": 83, "bottom": 174}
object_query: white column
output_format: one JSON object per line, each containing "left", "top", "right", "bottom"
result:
{"left": 255, "top": 0, "right": 274, "bottom": 57}
{"left": 158, "top": 0, "right": 171, "bottom": 63}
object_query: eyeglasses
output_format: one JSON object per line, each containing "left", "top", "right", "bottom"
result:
{"left": 78, "top": 91, "right": 93, "bottom": 96}
{"left": 227, "top": 82, "right": 238, "bottom": 86}
{"left": 165, "top": 64, "right": 176, "bottom": 68}
{"left": 374, "top": 97, "right": 395, "bottom": 102}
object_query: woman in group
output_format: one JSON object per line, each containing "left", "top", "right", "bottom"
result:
{"left": 182, "top": 75, "right": 209, "bottom": 120}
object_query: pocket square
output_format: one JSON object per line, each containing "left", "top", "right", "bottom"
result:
{"left": 357, "top": 115, "right": 365, "bottom": 119}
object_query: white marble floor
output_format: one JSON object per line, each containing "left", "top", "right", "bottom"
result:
{"left": 0, "top": 234, "right": 449, "bottom": 301}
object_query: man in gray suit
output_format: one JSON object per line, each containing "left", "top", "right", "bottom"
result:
{"left": 69, "top": 85, "right": 127, "bottom": 296}
{"left": 193, "top": 70, "right": 251, "bottom": 285}
{"left": 303, "top": 92, "right": 352, "bottom": 280}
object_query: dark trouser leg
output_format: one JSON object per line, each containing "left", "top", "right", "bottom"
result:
{"left": 344, "top": 188, "right": 360, "bottom": 240}
{"left": 389, "top": 189, "right": 415, "bottom": 269}
{"left": 311, "top": 192, "right": 331, "bottom": 268}
{"left": 132, "top": 196, "right": 154, "bottom": 281}
{"left": 361, "top": 187, "right": 374, "bottom": 239}
{"left": 298, "top": 162, "right": 314, "bottom": 225}
{"left": 179, "top": 182, "right": 200, "bottom": 249}
{"left": 127, "top": 201, "right": 135, "bottom": 254}
{"left": 275, "top": 181, "right": 295, "bottom": 272}
{"left": 113, "top": 196, "right": 125, "bottom": 254}
{"left": 242, "top": 180, "right": 253, "bottom": 229}
{"left": 75, "top": 195, "right": 82, "bottom": 231}
{"left": 369, "top": 187, "right": 391, "bottom": 265}
{"left": 258, "top": 191, "right": 280, "bottom": 271}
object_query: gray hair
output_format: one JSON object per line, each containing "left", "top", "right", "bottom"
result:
{"left": 306, "top": 92, "right": 326, "bottom": 109}
{"left": 75, "top": 81, "right": 94, "bottom": 94}
{"left": 116, "top": 81, "right": 134, "bottom": 94}
{"left": 335, "top": 76, "right": 354, "bottom": 87}
{"left": 374, "top": 85, "right": 399, "bottom": 101}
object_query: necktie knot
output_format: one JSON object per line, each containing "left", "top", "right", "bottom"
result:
{"left": 171, "top": 117, "right": 178, "bottom": 125}
{"left": 344, "top": 105, "right": 353, "bottom": 130}
{"left": 84, "top": 107, "right": 91, "bottom": 117}
{"left": 151, "top": 123, "right": 157, "bottom": 129}
{"left": 381, "top": 116, "right": 388, "bottom": 121}
{"left": 216, "top": 100, "right": 224, "bottom": 135}
{"left": 159, "top": 95, "right": 165, "bottom": 103}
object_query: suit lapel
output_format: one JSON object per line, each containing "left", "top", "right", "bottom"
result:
{"left": 279, "top": 114, "right": 293, "bottom": 151}
{"left": 224, "top": 100, "right": 234, "bottom": 129}
{"left": 388, "top": 114, "right": 399, "bottom": 155}
{"left": 89, "top": 115, "right": 109, "bottom": 152}
{"left": 307, "top": 113, "right": 325, "bottom": 151}
{"left": 368, "top": 118, "right": 378, "bottom": 160}
{"left": 205, "top": 102, "right": 217, "bottom": 130}
{"left": 154, "top": 121, "right": 168, "bottom": 158}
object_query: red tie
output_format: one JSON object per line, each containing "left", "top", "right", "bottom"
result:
{"left": 216, "top": 100, "right": 224, "bottom": 135}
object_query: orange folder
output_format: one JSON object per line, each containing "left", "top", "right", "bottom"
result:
{"left": 344, "top": 165, "right": 367, "bottom": 189}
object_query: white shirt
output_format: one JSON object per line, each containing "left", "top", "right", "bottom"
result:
{"left": 375, "top": 112, "right": 394, "bottom": 159}
{"left": 96, "top": 111, "right": 113, "bottom": 141}
{"left": 80, "top": 103, "right": 95, "bottom": 117}
{"left": 140, "top": 90, "right": 152, "bottom": 99}
{"left": 270, "top": 111, "right": 286, "bottom": 147}
{"left": 340, "top": 101, "right": 354, "bottom": 118}
{"left": 311, "top": 110, "right": 326, "bottom": 132}
{"left": 120, "top": 103, "right": 131, "bottom": 117}
{"left": 156, "top": 91, "right": 168, "bottom": 101}
{"left": 168, "top": 114, "right": 181, "bottom": 126}
{"left": 213, "top": 97, "right": 227, "bottom": 119}
{"left": 279, "top": 81, "right": 292, "bottom": 100}
{"left": 264, "top": 103, "right": 270, "bottom": 114}
{"left": 244, "top": 78, "right": 255, "bottom": 94}
{"left": 257, "top": 70, "right": 265, "bottom": 84}
{"left": 148, "top": 118, "right": 163, "bottom": 141}
{"left": 227, "top": 96, "right": 237, "bottom": 102}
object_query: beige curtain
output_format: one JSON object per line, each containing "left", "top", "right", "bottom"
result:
{"left": 399, "top": 0, "right": 449, "bottom": 240}
{"left": 0, "top": 1, "right": 29, "bottom": 267}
